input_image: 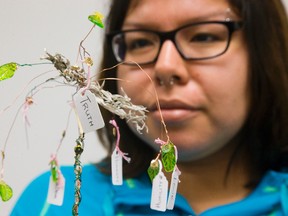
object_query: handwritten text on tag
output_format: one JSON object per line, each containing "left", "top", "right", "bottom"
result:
{"left": 47, "top": 176, "right": 65, "bottom": 206}
{"left": 167, "top": 166, "right": 181, "bottom": 210}
{"left": 150, "top": 171, "right": 168, "bottom": 212}
{"left": 73, "top": 90, "right": 105, "bottom": 133}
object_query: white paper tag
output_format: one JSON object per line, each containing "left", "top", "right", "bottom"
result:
{"left": 167, "top": 167, "right": 181, "bottom": 210}
{"left": 73, "top": 90, "right": 105, "bottom": 133}
{"left": 47, "top": 176, "right": 65, "bottom": 206}
{"left": 111, "top": 148, "right": 123, "bottom": 185}
{"left": 150, "top": 171, "right": 168, "bottom": 212}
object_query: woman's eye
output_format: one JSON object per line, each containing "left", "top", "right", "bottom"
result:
{"left": 191, "top": 33, "right": 220, "bottom": 42}
{"left": 128, "top": 39, "right": 153, "bottom": 50}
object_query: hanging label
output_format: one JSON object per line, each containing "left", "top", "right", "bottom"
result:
{"left": 73, "top": 90, "right": 105, "bottom": 133}
{"left": 150, "top": 171, "right": 168, "bottom": 212}
{"left": 111, "top": 148, "right": 123, "bottom": 185}
{"left": 167, "top": 166, "right": 181, "bottom": 210}
{"left": 47, "top": 176, "right": 65, "bottom": 206}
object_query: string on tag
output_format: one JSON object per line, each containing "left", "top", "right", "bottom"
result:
{"left": 110, "top": 119, "right": 131, "bottom": 185}
{"left": 109, "top": 119, "right": 131, "bottom": 163}
{"left": 155, "top": 138, "right": 166, "bottom": 145}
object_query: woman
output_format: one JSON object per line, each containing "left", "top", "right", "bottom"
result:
{"left": 12, "top": 0, "right": 288, "bottom": 215}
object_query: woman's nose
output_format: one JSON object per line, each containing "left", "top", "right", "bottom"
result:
{"left": 154, "top": 40, "right": 189, "bottom": 86}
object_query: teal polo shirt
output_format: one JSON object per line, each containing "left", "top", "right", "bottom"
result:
{"left": 11, "top": 164, "right": 288, "bottom": 215}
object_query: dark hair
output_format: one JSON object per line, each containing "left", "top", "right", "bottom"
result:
{"left": 96, "top": 0, "right": 288, "bottom": 182}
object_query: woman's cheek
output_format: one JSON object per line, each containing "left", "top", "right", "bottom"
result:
{"left": 117, "top": 68, "right": 154, "bottom": 105}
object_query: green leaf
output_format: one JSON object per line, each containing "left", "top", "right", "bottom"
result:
{"left": 0, "top": 62, "right": 18, "bottom": 81}
{"left": 147, "top": 160, "right": 160, "bottom": 182}
{"left": 50, "top": 160, "right": 59, "bottom": 182}
{"left": 0, "top": 180, "right": 13, "bottom": 201}
{"left": 161, "top": 141, "right": 176, "bottom": 172}
{"left": 88, "top": 12, "right": 104, "bottom": 28}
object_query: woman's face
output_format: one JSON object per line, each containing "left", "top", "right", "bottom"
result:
{"left": 117, "top": 0, "right": 250, "bottom": 161}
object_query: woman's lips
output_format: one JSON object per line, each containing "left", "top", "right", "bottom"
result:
{"left": 148, "top": 101, "right": 201, "bottom": 123}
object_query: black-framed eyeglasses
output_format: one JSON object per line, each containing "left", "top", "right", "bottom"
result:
{"left": 107, "top": 21, "right": 243, "bottom": 65}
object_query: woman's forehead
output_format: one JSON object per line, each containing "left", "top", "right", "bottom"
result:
{"left": 124, "top": 0, "right": 236, "bottom": 30}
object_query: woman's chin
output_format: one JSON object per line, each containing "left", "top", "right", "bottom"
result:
{"left": 128, "top": 121, "right": 224, "bottom": 162}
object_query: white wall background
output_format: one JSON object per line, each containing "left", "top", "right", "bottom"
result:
{"left": 0, "top": 0, "right": 287, "bottom": 216}
{"left": 0, "top": 1, "right": 110, "bottom": 215}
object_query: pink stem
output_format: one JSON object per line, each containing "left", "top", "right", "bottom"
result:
{"left": 109, "top": 119, "right": 131, "bottom": 163}
{"left": 154, "top": 138, "right": 166, "bottom": 145}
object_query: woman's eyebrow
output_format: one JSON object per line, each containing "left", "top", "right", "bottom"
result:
{"left": 184, "top": 8, "right": 238, "bottom": 22}
{"left": 123, "top": 8, "right": 238, "bottom": 30}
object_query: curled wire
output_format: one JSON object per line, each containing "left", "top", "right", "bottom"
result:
{"left": 72, "top": 134, "right": 84, "bottom": 216}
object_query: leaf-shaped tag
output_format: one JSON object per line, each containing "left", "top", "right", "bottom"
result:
{"left": 88, "top": 12, "right": 104, "bottom": 28}
{"left": 0, "top": 180, "right": 13, "bottom": 201}
{"left": 147, "top": 159, "right": 160, "bottom": 182}
{"left": 0, "top": 62, "right": 18, "bottom": 81}
{"left": 161, "top": 141, "right": 176, "bottom": 172}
